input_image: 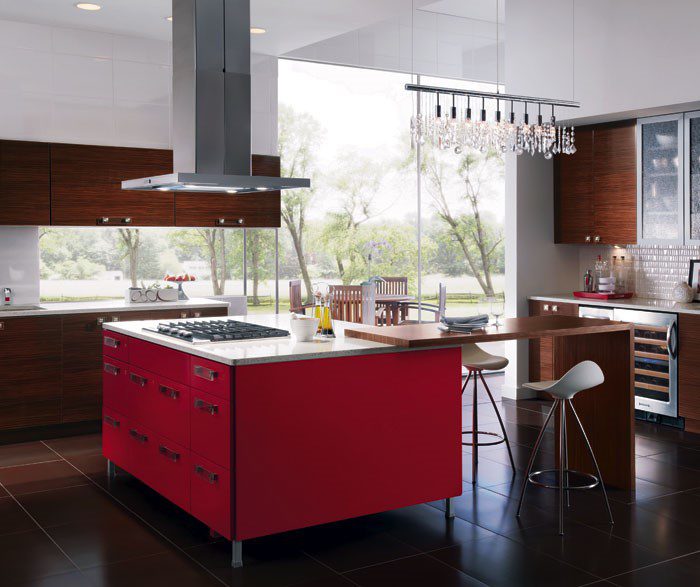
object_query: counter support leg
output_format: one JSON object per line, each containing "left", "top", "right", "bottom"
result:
{"left": 232, "top": 540, "right": 243, "bottom": 568}
{"left": 445, "top": 497, "right": 455, "bottom": 519}
{"left": 107, "top": 460, "right": 116, "bottom": 480}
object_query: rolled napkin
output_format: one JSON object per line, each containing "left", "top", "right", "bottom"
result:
{"left": 438, "top": 314, "right": 489, "bottom": 332}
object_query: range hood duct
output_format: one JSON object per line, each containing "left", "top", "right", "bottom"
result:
{"left": 122, "top": 0, "right": 309, "bottom": 194}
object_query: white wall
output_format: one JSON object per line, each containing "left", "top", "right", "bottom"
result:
{"left": 506, "top": 0, "right": 700, "bottom": 123}
{"left": 503, "top": 154, "right": 579, "bottom": 397}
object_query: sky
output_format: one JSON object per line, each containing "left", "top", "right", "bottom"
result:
{"left": 278, "top": 58, "right": 506, "bottom": 225}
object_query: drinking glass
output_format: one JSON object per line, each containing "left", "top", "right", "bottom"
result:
{"left": 490, "top": 297, "right": 504, "bottom": 327}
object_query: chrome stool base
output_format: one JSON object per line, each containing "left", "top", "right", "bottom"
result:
{"left": 516, "top": 397, "right": 614, "bottom": 535}
{"left": 528, "top": 469, "right": 599, "bottom": 491}
{"left": 461, "top": 430, "right": 506, "bottom": 447}
{"left": 462, "top": 369, "right": 516, "bottom": 484}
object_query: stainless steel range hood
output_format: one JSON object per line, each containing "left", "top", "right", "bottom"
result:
{"left": 122, "top": 0, "right": 309, "bottom": 194}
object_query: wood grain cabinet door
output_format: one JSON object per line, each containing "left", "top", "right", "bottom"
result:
{"left": 679, "top": 313, "right": 700, "bottom": 432}
{"left": 554, "top": 126, "right": 594, "bottom": 244}
{"left": 175, "top": 155, "right": 281, "bottom": 228}
{"left": 593, "top": 122, "right": 637, "bottom": 245}
{"left": 0, "top": 316, "right": 62, "bottom": 430}
{"left": 0, "top": 140, "right": 50, "bottom": 225}
{"left": 50, "top": 143, "right": 174, "bottom": 226}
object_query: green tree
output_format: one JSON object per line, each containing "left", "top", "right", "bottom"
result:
{"left": 278, "top": 104, "right": 324, "bottom": 302}
{"left": 117, "top": 228, "right": 141, "bottom": 287}
{"left": 423, "top": 147, "right": 504, "bottom": 297}
{"left": 246, "top": 229, "right": 276, "bottom": 305}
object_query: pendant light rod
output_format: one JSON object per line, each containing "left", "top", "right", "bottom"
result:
{"left": 404, "top": 83, "right": 580, "bottom": 109}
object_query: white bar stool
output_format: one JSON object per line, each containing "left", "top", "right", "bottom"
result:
{"left": 461, "top": 344, "right": 516, "bottom": 484}
{"left": 516, "top": 360, "right": 614, "bottom": 535}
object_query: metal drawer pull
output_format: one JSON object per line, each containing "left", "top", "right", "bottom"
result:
{"left": 104, "top": 415, "right": 120, "bottom": 428}
{"left": 129, "top": 372, "right": 148, "bottom": 387}
{"left": 194, "top": 464, "right": 218, "bottom": 484}
{"left": 159, "top": 385, "right": 179, "bottom": 399}
{"left": 103, "top": 363, "right": 120, "bottom": 376}
{"left": 552, "top": 305, "right": 559, "bottom": 312}
{"left": 159, "top": 445, "right": 180, "bottom": 462}
{"left": 193, "top": 365, "right": 218, "bottom": 381}
{"left": 543, "top": 304, "right": 550, "bottom": 311}
{"left": 194, "top": 398, "right": 219, "bottom": 415}
{"left": 104, "top": 336, "right": 120, "bottom": 348}
{"left": 129, "top": 429, "right": 148, "bottom": 443}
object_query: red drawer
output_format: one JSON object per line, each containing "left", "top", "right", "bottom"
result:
{"left": 152, "top": 434, "right": 190, "bottom": 512}
{"left": 102, "top": 408, "right": 130, "bottom": 471}
{"left": 102, "top": 358, "right": 129, "bottom": 416}
{"left": 124, "top": 365, "right": 156, "bottom": 427}
{"left": 103, "top": 330, "right": 128, "bottom": 361}
{"left": 189, "top": 356, "right": 231, "bottom": 400}
{"left": 124, "top": 421, "right": 156, "bottom": 484}
{"left": 190, "top": 389, "right": 230, "bottom": 469}
{"left": 129, "top": 337, "right": 189, "bottom": 381}
{"left": 190, "top": 455, "right": 230, "bottom": 539}
{"left": 151, "top": 375, "right": 190, "bottom": 447}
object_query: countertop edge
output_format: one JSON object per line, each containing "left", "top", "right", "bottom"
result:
{"left": 0, "top": 298, "right": 229, "bottom": 318}
{"left": 529, "top": 294, "right": 700, "bottom": 315}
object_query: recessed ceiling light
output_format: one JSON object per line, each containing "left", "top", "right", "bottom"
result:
{"left": 250, "top": 27, "right": 266, "bottom": 34}
{"left": 75, "top": 3, "right": 101, "bottom": 11}
{"left": 165, "top": 16, "right": 172, "bottom": 22}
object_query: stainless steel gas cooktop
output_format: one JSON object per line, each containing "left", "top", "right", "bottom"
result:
{"left": 145, "top": 319, "right": 290, "bottom": 344}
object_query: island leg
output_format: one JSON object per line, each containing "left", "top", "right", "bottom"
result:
{"left": 445, "top": 497, "right": 455, "bottom": 518}
{"left": 232, "top": 540, "right": 243, "bottom": 568}
{"left": 107, "top": 459, "right": 116, "bottom": 480}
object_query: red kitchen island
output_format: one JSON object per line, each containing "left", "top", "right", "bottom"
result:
{"left": 101, "top": 315, "right": 462, "bottom": 567}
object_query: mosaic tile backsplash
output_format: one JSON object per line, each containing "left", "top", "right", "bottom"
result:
{"left": 579, "top": 245, "right": 700, "bottom": 300}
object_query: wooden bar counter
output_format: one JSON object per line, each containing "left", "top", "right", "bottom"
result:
{"left": 346, "top": 315, "right": 636, "bottom": 490}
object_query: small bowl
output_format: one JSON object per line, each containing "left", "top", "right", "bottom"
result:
{"left": 289, "top": 316, "right": 319, "bottom": 342}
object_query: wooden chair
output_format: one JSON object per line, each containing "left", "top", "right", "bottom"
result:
{"left": 289, "top": 280, "right": 313, "bottom": 315}
{"left": 329, "top": 284, "right": 381, "bottom": 325}
{"left": 376, "top": 277, "right": 408, "bottom": 296}
{"left": 399, "top": 283, "right": 447, "bottom": 323}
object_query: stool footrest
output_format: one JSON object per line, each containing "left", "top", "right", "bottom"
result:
{"left": 461, "top": 430, "right": 506, "bottom": 447}
{"left": 528, "top": 469, "right": 599, "bottom": 491}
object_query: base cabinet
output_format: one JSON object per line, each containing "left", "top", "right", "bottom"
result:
{"left": 528, "top": 301, "right": 578, "bottom": 385}
{"left": 679, "top": 313, "right": 700, "bottom": 433}
{"left": 103, "top": 335, "right": 461, "bottom": 544}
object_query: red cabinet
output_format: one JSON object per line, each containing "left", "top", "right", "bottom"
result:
{"left": 191, "top": 454, "right": 231, "bottom": 539}
{"left": 190, "top": 389, "right": 230, "bottom": 469}
{"left": 103, "top": 330, "right": 129, "bottom": 362}
{"left": 102, "top": 408, "right": 130, "bottom": 469}
{"left": 152, "top": 434, "right": 190, "bottom": 512}
{"left": 190, "top": 356, "right": 231, "bottom": 400}
{"left": 102, "top": 359, "right": 129, "bottom": 416}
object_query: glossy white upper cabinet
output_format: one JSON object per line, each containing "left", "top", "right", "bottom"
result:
{"left": 684, "top": 112, "right": 700, "bottom": 245}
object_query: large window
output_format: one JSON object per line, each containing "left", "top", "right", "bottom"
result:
{"left": 39, "top": 61, "right": 505, "bottom": 318}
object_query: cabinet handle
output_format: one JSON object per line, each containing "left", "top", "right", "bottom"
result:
{"left": 543, "top": 304, "right": 550, "bottom": 311}
{"left": 97, "top": 317, "right": 105, "bottom": 325}
{"left": 552, "top": 305, "right": 559, "bottom": 312}
{"left": 103, "top": 362, "right": 120, "bottom": 376}
{"left": 180, "top": 312, "right": 188, "bottom": 319}
{"left": 0, "top": 322, "right": 4, "bottom": 331}
{"left": 97, "top": 217, "right": 133, "bottom": 226}
{"left": 159, "top": 384, "right": 179, "bottom": 399}
{"left": 159, "top": 445, "right": 180, "bottom": 462}
{"left": 122, "top": 217, "right": 132, "bottom": 224}
{"left": 104, "top": 415, "right": 120, "bottom": 428}
{"left": 104, "top": 336, "right": 120, "bottom": 348}
{"left": 585, "top": 235, "right": 591, "bottom": 243}
{"left": 194, "top": 464, "right": 218, "bottom": 484}
{"left": 216, "top": 218, "right": 244, "bottom": 226}
{"left": 594, "top": 235, "right": 601, "bottom": 243}
{"left": 193, "top": 365, "right": 218, "bottom": 381}
{"left": 111, "top": 316, "right": 120, "bottom": 322}
{"left": 129, "top": 372, "right": 148, "bottom": 387}
{"left": 129, "top": 429, "right": 148, "bottom": 443}
{"left": 194, "top": 398, "right": 219, "bottom": 415}
{"left": 193, "top": 311, "right": 201, "bottom": 318}
{"left": 97, "top": 217, "right": 110, "bottom": 225}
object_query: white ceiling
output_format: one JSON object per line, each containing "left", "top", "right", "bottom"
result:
{"left": 0, "top": 0, "right": 441, "bottom": 55}
{"left": 421, "top": 0, "right": 504, "bottom": 22}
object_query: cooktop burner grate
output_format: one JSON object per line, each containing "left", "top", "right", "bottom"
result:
{"left": 144, "top": 319, "right": 290, "bottom": 344}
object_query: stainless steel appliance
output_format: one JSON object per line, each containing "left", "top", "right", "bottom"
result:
{"left": 579, "top": 305, "right": 678, "bottom": 418}
{"left": 145, "top": 318, "right": 289, "bottom": 344}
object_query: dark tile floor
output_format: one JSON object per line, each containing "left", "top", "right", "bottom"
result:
{"left": 1, "top": 374, "right": 699, "bottom": 586}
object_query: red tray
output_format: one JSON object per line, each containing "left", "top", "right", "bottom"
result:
{"left": 573, "top": 291, "right": 634, "bottom": 300}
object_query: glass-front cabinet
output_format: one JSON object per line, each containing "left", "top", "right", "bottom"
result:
{"left": 684, "top": 112, "right": 700, "bottom": 244}
{"left": 637, "top": 114, "right": 684, "bottom": 244}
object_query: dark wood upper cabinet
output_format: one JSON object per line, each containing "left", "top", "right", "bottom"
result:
{"left": 554, "top": 126, "right": 594, "bottom": 244}
{"left": 175, "top": 154, "right": 282, "bottom": 228}
{"left": 554, "top": 121, "right": 637, "bottom": 245}
{"left": 0, "top": 140, "right": 50, "bottom": 225}
{"left": 50, "top": 143, "right": 175, "bottom": 226}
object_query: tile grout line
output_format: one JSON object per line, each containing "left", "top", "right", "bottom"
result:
{"left": 39, "top": 440, "right": 228, "bottom": 587}
{"left": 0, "top": 476, "right": 88, "bottom": 583}
{"left": 0, "top": 458, "right": 64, "bottom": 470}
{"left": 299, "top": 550, "right": 363, "bottom": 586}
{"left": 601, "top": 548, "right": 700, "bottom": 582}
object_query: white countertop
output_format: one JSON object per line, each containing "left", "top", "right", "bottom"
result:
{"left": 529, "top": 293, "right": 700, "bottom": 315}
{"left": 0, "top": 297, "right": 229, "bottom": 318}
{"left": 103, "top": 314, "right": 409, "bottom": 366}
